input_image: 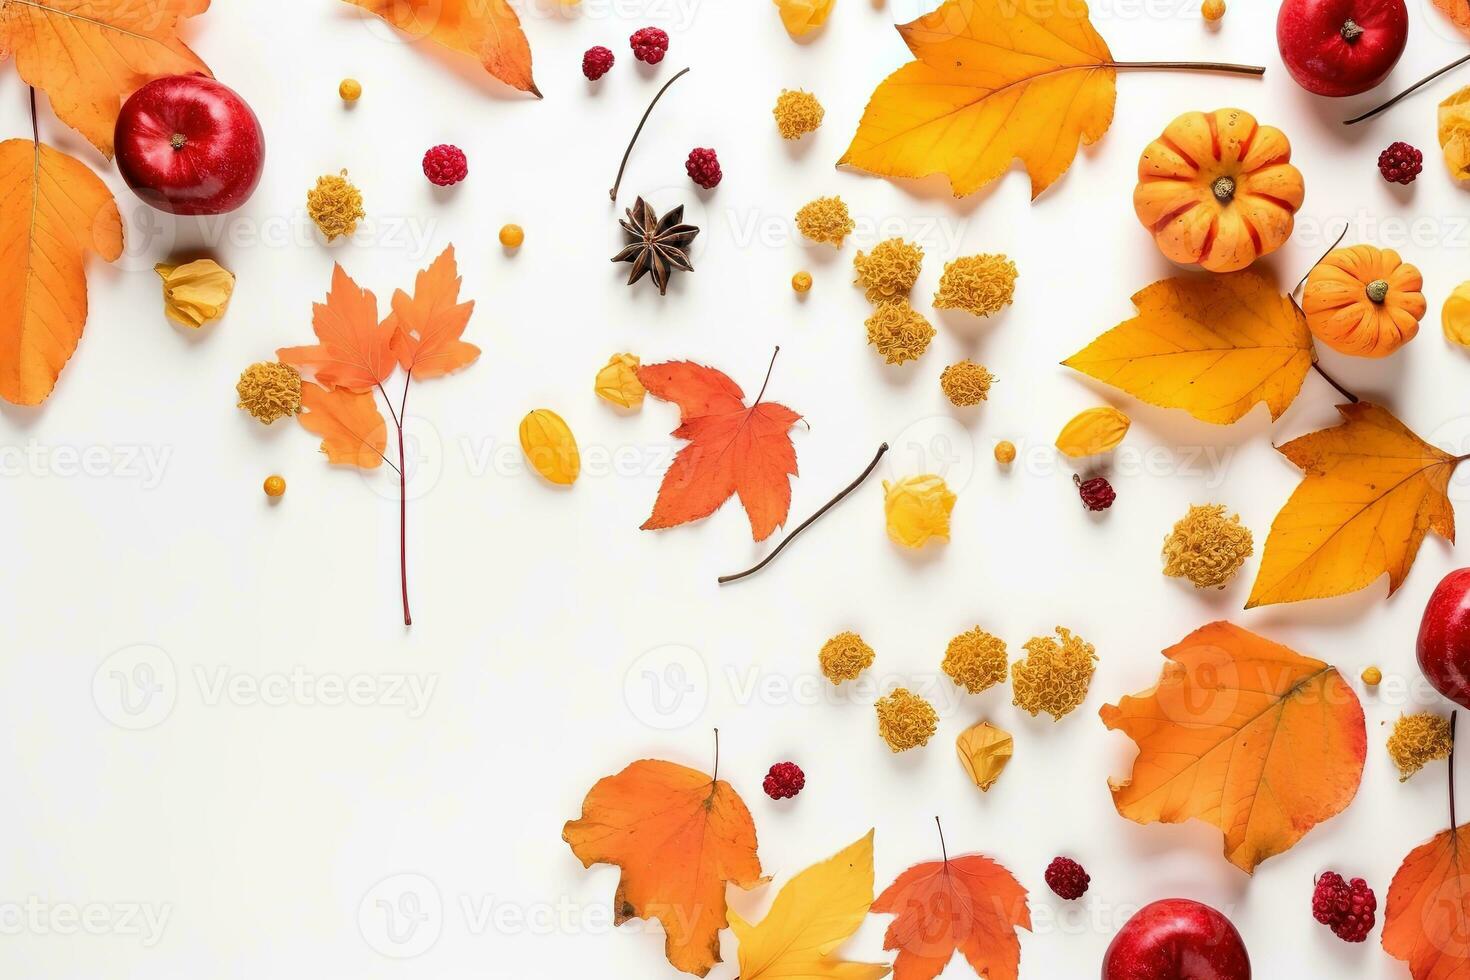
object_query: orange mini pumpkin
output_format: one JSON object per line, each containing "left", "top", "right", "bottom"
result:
{"left": 1134, "top": 108, "right": 1305, "bottom": 273}
{"left": 1302, "top": 245, "right": 1424, "bottom": 358}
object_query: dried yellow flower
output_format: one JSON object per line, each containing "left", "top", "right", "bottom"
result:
{"left": 1387, "top": 712, "right": 1452, "bottom": 781}
{"left": 940, "top": 360, "right": 994, "bottom": 406}
{"left": 853, "top": 237, "right": 924, "bottom": 304}
{"left": 520, "top": 409, "right": 580, "bottom": 485}
{"left": 236, "top": 361, "right": 302, "bottom": 425}
{"left": 1445, "top": 281, "right": 1470, "bottom": 346}
{"left": 819, "top": 630, "right": 875, "bottom": 684}
{"left": 595, "top": 353, "right": 645, "bottom": 409}
{"left": 155, "top": 259, "right": 235, "bottom": 328}
{"left": 866, "top": 300, "right": 935, "bottom": 365}
{"left": 1361, "top": 666, "right": 1383, "bottom": 686}
{"left": 883, "top": 473, "right": 955, "bottom": 548}
{"left": 994, "top": 440, "right": 1016, "bottom": 465}
{"left": 307, "top": 170, "right": 365, "bottom": 242}
{"left": 875, "top": 687, "right": 938, "bottom": 752}
{"left": 956, "top": 720, "right": 1013, "bottom": 791}
{"left": 933, "top": 253, "right": 1018, "bottom": 317}
{"left": 1055, "top": 406, "right": 1130, "bottom": 457}
{"left": 773, "top": 89, "right": 825, "bottom": 139}
{"left": 795, "top": 196, "right": 854, "bottom": 247}
{"left": 1441, "top": 86, "right": 1470, "bottom": 181}
{"left": 1162, "top": 504, "right": 1254, "bottom": 589}
{"left": 772, "top": 0, "right": 834, "bottom": 36}
{"left": 942, "top": 627, "right": 1007, "bottom": 694}
{"left": 1011, "top": 627, "right": 1097, "bottom": 721}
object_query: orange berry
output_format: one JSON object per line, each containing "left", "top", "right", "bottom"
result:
{"left": 994, "top": 440, "right": 1016, "bottom": 465}
{"left": 1361, "top": 666, "right": 1382, "bottom": 686}
{"left": 1202, "top": 0, "right": 1225, "bottom": 20}
{"left": 338, "top": 78, "right": 362, "bottom": 102}
{"left": 792, "top": 271, "right": 813, "bottom": 293}
{"left": 499, "top": 224, "right": 524, "bottom": 248}
{"left": 263, "top": 475, "right": 287, "bottom": 497}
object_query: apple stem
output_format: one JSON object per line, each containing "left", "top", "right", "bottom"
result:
{"left": 1339, "top": 18, "right": 1364, "bottom": 43}
{"left": 1108, "top": 60, "right": 1265, "bottom": 77}
{"left": 1451, "top": 711, "right": 1459, "bottom": 832}
{"left": 1345, "top": 53, "right": 1470, "bottom": 125}
{"left": 935, "top": 816, "right": 948, "bottom": 865}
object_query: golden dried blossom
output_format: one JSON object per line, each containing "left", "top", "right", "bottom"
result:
{"left": 883, "top": 474, "right": 955, "bottom": 548}
{"left": 595, "top": 353, "right": 645, "bottom": 409}
{"left": 795, "top": 196, "right": 854, "bottom": 247}
{"left": 866, "top": 300, "right": 935, "bottom": 365}
{"left": 155, "top": 259, "right": 235, "bottom": 328}
{"left": 875, "top": 687, "right": 938, "bottom": 752}
{"left": 772, "top": 0, "right": 834, "bottom": 36}
{"left": 1011, "top": 627, "right": 1097, "bottom": 721}
{"left": 773, "top": 89, "right": 825, "bottom": 139}
{"left": 819, "top": 631, "right": 875, "bottom": 684}
{"left": 940, "top": 360, "right": 994, "bottom": 406}
{"left": 236, "top": 361, "right": 302, "bottom": 425}
{"left": 853, "top": 237, "right": 924, "bottom": 304}
{"left": 942, "top": 627, "right": 1007, "bottom": 694}
{"left": 1387, "top": 712, "right": 1453, "bottom": 781}
{"left": 1162, "top": 504, "right": 1254, "bottom": 589}
{"left": 933, "top": 253, "right": 1018, "bottom": 318}
{"left": 307, "top": 170, "right": 365, "bottom": 242}
{"left": 956, "top": 721, "right": 1013, "bottom": 791}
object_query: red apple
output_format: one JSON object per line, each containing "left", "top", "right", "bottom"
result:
{"left": 1102, "top": 899, "right": 1250, "bottom": 980}
{"left": 1418, "top": 568, "right": 1470, "bottom": 709}
{"left": 115, "top": 75, "right": 265, "bottom": 215}
{"left": 1277, "top": 0, "right": 1408, "bottom": 97}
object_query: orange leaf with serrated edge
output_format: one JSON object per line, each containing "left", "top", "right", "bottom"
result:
{"left": 638, "top": 360, "right": 802, "bottom": 541}
{"left": 1432, "top": 0, "right": 1470, "bottom": 34}
{"left": 1383, "top": 824, "right": 1470, "bottom": 977}
{"left": 1101, "top": 621, "right": 1365, "bottom": 873}
{"left": 278, "top": 264, "right": 395, "bottom": 393}
{"left": 0, "top": 0, "right": 212, "bottom": 157}
{"left": 386, "top": 245, "right": 478, "bottom": 379}
{"left": 297, "top": 382, "right": 386, "bottom": 468}
{"left": 563, "top": 758, "right": 763, "bottom": 977}
{"left": 344, "top": 0, "right": 539, "bottom": 97}
{"left": 872, "top": 847, "right": 1029, "bottom": 980}
{"left": 1247, "top": 402, "right": 1460, "bottom": 608}
{"left": 0, "top": 139, "right": 123, "bottom": 406}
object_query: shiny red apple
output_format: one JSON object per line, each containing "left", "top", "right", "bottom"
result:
{"left": 1102, "top": 899, "right": 1250, "bottom": 980}
{"left": 1277, "top": 0, "right": 1408, "bottom": 97}
{"left": 115, "top": 75, "right": 265, "bottom": 215}
{"left": 1417, "top": 568, "right": 1470, "bottom": 709}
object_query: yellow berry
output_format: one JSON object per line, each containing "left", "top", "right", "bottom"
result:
{"left": 792, "top": 271, "right": 813, "bottom": 293}
{"left": 338, "top": 78, "right": 362, "bottom": 102}
{"left": 994, "top": 440, "right": 1016, "bottom": 465}
{"left": 263, "top": 475, "right": 287, "bottom": 498}
{"left": 499, "top": 224, "right": 524, "bottom": 249}
{"left": 1362, "top": 666, "right": 1382, "bottom": 686}
{"left": 1202, "top": 0, "right": 1225, "bottom": 20}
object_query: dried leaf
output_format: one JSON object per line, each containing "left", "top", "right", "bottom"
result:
{"left": 1055, "top": 407, "right": 1130, "bottom": 457}
{"left": 386, "top": 245, "right": 478, "bottom": 379}
{"left": 1445, "top": 281, "right": 1470, "bottom": 346}
{"left": 519, "top": 409, "right": 579, "bottom": 486}
{"left": 1431, "top": 0, "right": 1470, "bottom": 36}
{"left": 297, "top": 381, "right": 386, "bottom": 468}
{"left": 1383, "top": 824, "right": 1470, "bottom": 976}
{"left": 155, "top": 259, "right": 234, "bottom": 329}
{"left": 278, "top": 264, "right": 396, "bottom": 393}
{"left": 1442, "top": 86, "right": 1470, "bottom": 181}
{"left": 883, "top": 474, "right": 955, "bottom": 549}
{"left": 956, "top": 721, "right": 1013, "bottom": 791}
{"left": 772, "top": 0, "right": 834, "bottom": 36}
{"left": 596, "top": 353, "right": 645, "bottom": 409}
{"left": 344, "top": 0, "right": 539, "bottom": 97}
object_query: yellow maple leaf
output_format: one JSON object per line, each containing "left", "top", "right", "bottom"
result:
{"left": 731, "top": 829, "right": 891, "bottom": 980}
{"left": 1247, "top": 402, "right": 1460, "bottom": 608}
{"left": 1063, "top": 271, "right": 1312, "bottom": 425}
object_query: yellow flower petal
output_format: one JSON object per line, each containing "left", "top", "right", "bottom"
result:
{"left": 594, "top": 353, "right": 645, "bottom": 409}
{"left": 155, "top": 259, "right": 235, "bottom": 329}
{"left": 1055, "top": 406, "right": 1130, "bottom": 458}
{"left": 955, "top": 721, "right": 1013, "bottom": 791}
{"left": 882, "top": 474, "right": 955, "bottom": 548}
{"left": 1444, "top": 281, "right": 1470, "bottom": 347}
{"left": 519, "top": 409, "right": 580, "bottom": 485}
{"left": 1441, "top": 86, "right": 1470, "bottom": 181}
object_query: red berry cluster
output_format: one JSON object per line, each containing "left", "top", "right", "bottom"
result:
{"left": 686, "top": 147, "right": 722, "bottom": 189}
{"left": 1044, "top": 856, "right": 1090, "bottom": 900}
{"left": 630, "top": 26, "right": 670, "bottom": 64}
{"left": 422, "top": 144, "right": 468, "bottom": 186}
{"left": 1312, "top": 871, "right": 1377, "bottom": 943}
{"left": 582, "top": 45, "right": 615, "bottom": 81}
{"left": 1377, "top": 141, "right": 1423, "bottom": 185}
{"left": 762, "top": 761, "right": 804, "bottom": 800}
{"left": 1073, "top": 474, "right": 1115, "bottom": 511}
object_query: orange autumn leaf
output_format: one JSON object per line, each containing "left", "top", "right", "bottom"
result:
{"left": 638, "top": 360, "right": 802, "bottom": 542}
{"left": 297, "top": 381, "right": 386, "bottom": 468}
{"left": 344, "top": 0, "right": 539, "bottom": 97}
{"left": 386, "top": 245, "right": 479, "bottom": 379}
{"left": 1383, "top": 824, "right": 1470, "bottom": 977}
{"left": 0, "top": 139, "right": 123, "bottom": 406}
{"left": 1101, "top": 622, "right": 1365, "bottom": 873}
{"left": 1247, "top": 402, "right": 1460, "bottom": 608}
{"left": 563, "top": 758, "right": 763, "bottom": 977}
{"left": 872, "top": 850, "right": 1030, "bottom": 980}
{"left": 1431, "top": 0, "right": 1470, "bottom": 34}
{"left": 838, "top": 0, "right": 1117, "bottom": 198}
{"left": 278, "top": 264, "right": 396, "bottom": 393}
{"left": 0, "top": 0, "right": 212, "bottom": 157}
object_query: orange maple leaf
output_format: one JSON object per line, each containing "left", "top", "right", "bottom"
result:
{"left": 0, "top": 139, "right": 123, "bottom": 406}
{"left": 563, "top": 758, "right": 764, "bottom": 977}
{"left": 1384, "top": 824, "right": 1470, "bottom": 977}
{"left": 278, "top": 264, "right": 396, "bottom": 393}
{"left": 386, "top": 245, "right": 478, "bottom": 379}
{"left": 297, "top": 382, "right": 386, "bottom": 468}
{"left": 638, "top": 359, "right": 803, "bottom": 542}
{"left": 1431, "top": 0, "right": 1470, "bottom": 34}
{"left": 872, "top": 847, "right": 1030, "bottom": 980}
{"left": 1101, "top": 621, "right": 1366, "bottom": 873}
{"left": 0, "top": 0, "right": 212, "bottom": 157}
{"left": 344, "top": 0, "right": 539, "bottom": 97}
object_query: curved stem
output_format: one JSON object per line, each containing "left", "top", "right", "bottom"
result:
{"left": 1109, "top": 60, "right": 1265, "bottom": 76}
{"left": 1293, "top": 225, "right": 1349, "bottom": 297}
{"left": 1452, "top": 711, "right": 1459, "bottom": 832}
{"left": 1345, "top": 54, "right": 1470, "bottom": 125}
{"left": 398, "top": 374, "right": 413, "bottom": 627}
{"left": 1311, "top": 361, "right": 1359, "bottom": 405}
{"left": 609, "top": 67, "right": 690, "bottom": 203}
{"left": 935, "top": 816, "right": 948, "bottom": 865}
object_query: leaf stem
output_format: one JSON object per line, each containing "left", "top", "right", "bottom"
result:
{"left": 1293, "top": 225, "right": 1349, "bottom": 298}
{"left": 398, "top": 373, "right": 412, "bottom": 627}
{"left": 753, "top": 345, "right": 779, "bottom": 405}
{"left": 1345, "top": 54, "right": 1470, "bottom": 125}
{"left": 1109, "top": 60, "right": 1265, "bottom": 76}
{"left": 718, "top": 442, "right": 890, "bottom": 585}
{"left": 609, "top": 67, "right": 690, "bottom": 203}
{"left": 29, "top": 87, "right": 38, "bottom": 144}
{"left": 935, "top": 816, "right": 948, "bottom": 865}
{"left": 1452, "top": 711, "right": 1459, "bottom": 832}
{"left": 1311, "top": 361, "right": 1359, "bottom": 405}
{"left": 712, "top": 728, "right": 720, "bottom": 784}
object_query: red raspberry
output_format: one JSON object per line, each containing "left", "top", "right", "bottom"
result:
{"left": 422, "top": 144, "right": 468, "bottom": 186}
{"left": 762, "top": 761, "right": 804, "bottom": 800}
{"left": 1073, "top": 474, "right": 1115, "bottom": 511}
{"left": 1312, "top": 871, "right": 1349, "bottom": 925}
{"left": 1044, "top": 857, "right": 1089, "bottom": 900}
{"left": 582, "top": 45, "right": 614, "bottom": 81}
{"left": 1331, "top": 878, "right": 1377, "bottom": 943}
{"left": 685, "top": 148, "right": 722, "bottom": 189}
{"left": 1377, "top": 141, "right": 1423, "bottom": 185}
{"left": 630, "top": 26, "right": 669, "bottom": 64}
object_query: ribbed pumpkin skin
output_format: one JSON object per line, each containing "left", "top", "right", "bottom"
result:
{"left": 1134, "top": 108, "right": 1305, "bottom": 273}
{"left": 1303, "top": 245, "right": 1425, "bottom": 358}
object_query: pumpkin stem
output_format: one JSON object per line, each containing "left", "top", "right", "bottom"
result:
{"left": 1340, "top": 18, "right": 1364, "bottom": 43}
{"left": 1211, "top": 175, "right": 1236, "bottom": 203}
{"left": 1366, "top": 279, "right": 1390, "bottom": 303}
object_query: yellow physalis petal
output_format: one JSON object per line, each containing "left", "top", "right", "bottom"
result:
{"left": 594, "top": 353, "right": 645, "bottom": 409}
{"left": 1055, "top": 406, "right": 1130, "bottom": 457}
{"left": 882, "top": 474, "right": 955, "bottom": 548}
{"left": 771, "top": 0, "right": 835, "bottom": 37}
{"left": 956, "top": 720, "right": 1013, "bottom": 791}
{"left": 1440, "top": 86, "right": 1470, "bottom": 181}
{"left": 1444, "top": 281, "right": 1470, "bottom": 346}
{"left": 519, "top": 409, "right": 580, "bottom": 485}
{"left": 155, "top": 259, "right": 235, "bottom": 329}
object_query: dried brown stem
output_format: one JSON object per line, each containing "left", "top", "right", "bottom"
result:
{"left": 1109, "top": 60, "right": 1265, "bottom": 76}
{"left": 609, "top": 67, "right": 690, "bottom": 203}
{"left": 1345, "top": 54, "right": 1470, "bottom": 125}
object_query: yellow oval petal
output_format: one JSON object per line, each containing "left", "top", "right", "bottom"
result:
{"left": 1055, "top": 406, "right": 1131, "bottom": 458}
{"left": 956, "top": 720, "right": 1013, "bottom": 792}
{"left": 519, "top": 409, "right": 580, "bottom": 485}
{"left": 594, "top": 353, "right": 645, "bottom": 409}
{"left": 155, "top": 258, "right": 235, "bottom": 329}
{"left": 1444, "top": 282, "right": 1470, "bottom": 347}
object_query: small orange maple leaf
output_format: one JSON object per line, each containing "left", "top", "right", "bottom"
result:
{"left": 297, "top": 382, "right": 386, "bottom": 468}
{"left": 278, "top": 264, "right": 396, "bottom": 393}
{"left": 386, "top": 245, "right": 478, "bottom": 379}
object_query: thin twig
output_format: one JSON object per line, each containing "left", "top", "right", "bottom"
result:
{"left": 1311, "top": 361, "right": 1359, "bottom": 404}
{"left": 753, "top": 345, "right": 779, "bottom": 405}
{"left": 1345, "top": 54, "right": 1470, "bottom": 125}
{"left": 609, "top": 67, "right": 690, "bottom": 203}
{"left": 1293, "top": 225, "right": 1349, "bottom": 297}
{"left": 935, "top": 816, "right": 948, "bottom": 864}
{"left": 712, "top": 728, "right": 720, "bottom": 784}
{"left": 718, "top": 442, "right": 890, "bottom": 584}
{"left": 1110, "top": 60, "right": 1265, "bottom": 76}
{"left": 398, "top": 372, "right": 412, "bottom": 627}
{"left": 1452, "top": 711, "right": 1459, "bottom": 832}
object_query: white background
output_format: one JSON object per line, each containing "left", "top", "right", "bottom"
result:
{"left": 4, "top": 0, "right": 1470, "bottom": 976}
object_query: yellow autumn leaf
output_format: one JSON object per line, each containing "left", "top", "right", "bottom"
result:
{"left": 519, "top": 409, "right": 580, "bottom": 485}
{"left": 1444, "top": 281, "right": 1470, "bottom": 346}
{"left": 730, "top": 829, "right": 891, "bottom": 980}
{"left": 1056, "top": 407, "right": 1130, "bottom": 457}
{"left": 156, "top": 259, "right": 235, "bottom": 329}
{"left": 1247, "top": 402, "right": 1460, "bottom": 608}
{"left": 1063, "top": 271, "right": 1312, "bottom": 425}
{"left": 956, "top": 721, "right": 1013, "bottom": 791}
{"left": 838, "top": 0, "right": 1117, "bottom": 198}
{"left": 594, "top": 352, "right": 645, "bottom": 409}
{"left": 1440, "top": 86, "right": 1470, "bottom": 181}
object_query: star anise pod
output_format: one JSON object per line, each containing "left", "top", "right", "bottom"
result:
{"left": 612, "top": 197, "right": 699, "bottom": 295}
